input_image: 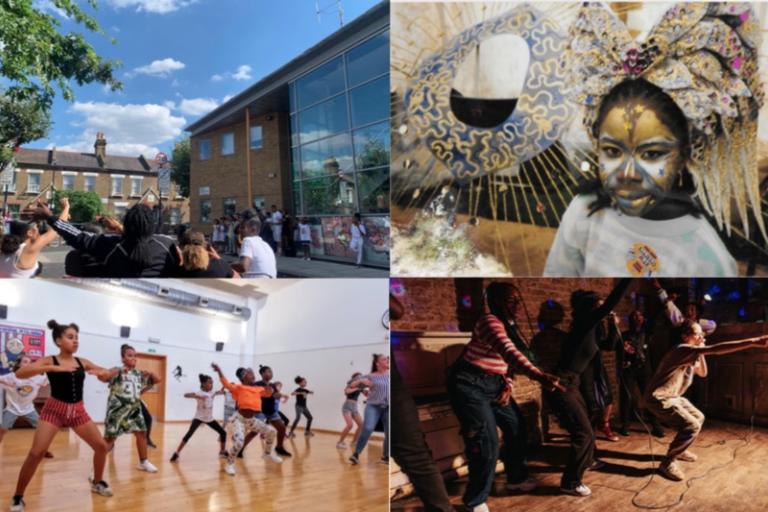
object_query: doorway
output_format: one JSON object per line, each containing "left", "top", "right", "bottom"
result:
{"left": 136, "top": 353, "right": 166, "bottom": 422}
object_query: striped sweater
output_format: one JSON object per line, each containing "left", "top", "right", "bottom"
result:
{"left": 463, "top": 314, "right": 543, "bottom": 379}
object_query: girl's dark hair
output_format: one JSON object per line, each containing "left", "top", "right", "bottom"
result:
{"left": 581, "top": 78, "right": 697, "bottom": 215}
{"left": 680, "top": 319, "right": 700, "bottom": 339}
{"left": 294, "top": 375, "right": 305, "bottom": 384}
{"left": 47, "top": 319, "right": 79, "bottom": 344}
{"left": 486, "top": 282, "right": 517, "bottom": 318}
{"left": 1, "top": 235, "right": 23, "bottom": 255}
{"left": 371, "top": 353, "right": 386, "bottom": 373}
{"left": 351, "top": 372, "right": 362, "bottom": 380}
{"left": 570, "top": 290, "right": 600, "bottom": 319}
{"left": 235, "top": 367, "right": 247, "bottom": 382}
{"left": 121, "top": 204, "right": 159, "bottom": 270}
{"left": 258, "top": 365, "right": 271, "bottom": 375}
{"left": 12, "top": 353, "right": 29, "bottom": 372}
{"left": 199, "top": 373, "right": 212, "bottom": 385}
{"left": 121, "top": 344, "right": 135, "bottom": 357}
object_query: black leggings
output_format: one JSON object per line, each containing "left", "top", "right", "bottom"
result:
{"left": 182, "top": 418, "right": 227, "bottom": 444}
{"left": 140, "top": 401, "right": 153, "bottom": 442}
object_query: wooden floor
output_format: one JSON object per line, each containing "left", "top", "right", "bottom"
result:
{"left": 0, "top": 423, "right": 388, "bottom": 512}
{"left": 392, "top": 420, "right": 768, "bottom": 511}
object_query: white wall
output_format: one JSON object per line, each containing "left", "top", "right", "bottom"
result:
{"left": 0, "top": 279, "right": 257, "bottom": 422}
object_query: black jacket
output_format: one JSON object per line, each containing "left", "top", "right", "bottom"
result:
{"left": 48, "top": 216, "right": 181, "bottom": 277}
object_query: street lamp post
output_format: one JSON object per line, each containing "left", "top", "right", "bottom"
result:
{"left": 155, "top": 152, "right": 169, "bottom": 234}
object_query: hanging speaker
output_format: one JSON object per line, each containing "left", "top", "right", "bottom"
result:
{"left": 215, "top": 342, "right": 224, "bottom": 352}
{"left": 0, "top": 305, "right": 7, "bottom": 320}
{"left": 120, "top": 326, "right": 131, "bottom": 338}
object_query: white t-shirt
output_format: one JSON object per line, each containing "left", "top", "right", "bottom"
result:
{"left": 239, "top": 235, "right": 277, "bottom": 278}
{"left": 270, "top": 211, "right": 283, "bottom": 225}
{"left": 351, "top": 223, "right": 366, "bottom": 240}
{"left": 0, "top": 373, "right": 48, "bottom": 416}
{"left": 299, "top": 223, "right": 311, "bottom": 242}
{"left": 190, "top": 390, "right": 218, "bottom": 422}
{"left": 544, "top": 194, "right": 737, "bottom": 277}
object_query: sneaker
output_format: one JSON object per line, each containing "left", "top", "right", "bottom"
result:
{"left": 349, "top": 453, "right": 359, "bottom": 465}
{"left": 336, "top": 441, "right": 348, "bottom": 449}
{"left": 44, "top": 451, "right": 54, "bottom": 458}
{"left": 588, "top": 459, "right": 607, "bottom": 471}
{"left": 138, "top": 459, "right": 158, "bottom": 473}
{"left": 91, "top": 481, "right": 114, "bottom": 497}
{"left": 305, "top": 431, "right": 315, "bottom": 437}
{"left": 471, "top": 504, "right": 489, "bottom": 512}
{"left": 286, "top": 431, "right": 296, "bottom": 438}
{"left": 218, "top": 451, "right": 228, "bottom": 459}
{"left": 560, "top": 483, "right": 591, "bottom": 497}
{"left": 148, "top": 441, "right": 157, "bottom": 449}
{"left": 601, "top": 425, "right": 620, "bottom": 442}
{"left": 379, "top": 457, "right": 389, "bottom": 465}
{"left": 263, "top": 452, "right": 283, "bottom": 464}
{"left": 170, "top": 452, "right": 179, "bottom": 463}
{"left": 658, "top": 461, "right": 685, "bottom": 481}
{"left": 651, "top": 426, "right": 666, "bottom": 438}
{"left": 223, "top": 463, "right": 236, "bottom": 476}
{"left": 275, "top": 447, "right": 292, "bottom": 457}
{"left": 10, "top": 496, "right": 25, "bottom": 512}
{"left": 618, "top": 425, "right": 630, "bottom": 437}
{"left": 677, "top": 450, "right": 698, "bottom": 462}
{"left": 236, "top": 450, "right": 245, "bottom": 459}
{"left": 506, "top": 476, "right": 538, "bottom": 492}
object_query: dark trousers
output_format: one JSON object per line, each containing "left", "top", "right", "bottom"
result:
{"left": 391, "top": 359, "right": 452, "bottom": 512}
{"left": 291, "top": 405, "right": 313, "bottom": 431}
{"left": 546, "top": 373, "right": 594, "bottom": 489}
{"left": 619, "top": 364, "right": 661, "bottom": 429}
{"left": 140, "top": 401, "right": 153, "bottom": 443}
{"left": 182, "top": 418, "right": 227, "bottom": 444}
{"left": 447, "top": 359, "right": 529, "bottom": 508}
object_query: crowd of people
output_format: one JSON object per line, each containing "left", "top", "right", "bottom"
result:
{"left": 2, "top": 318, "right": 390, "bottom": 511}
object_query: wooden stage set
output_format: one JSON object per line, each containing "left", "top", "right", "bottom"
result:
{"left": 392, "top": 419, "right": 768, "bottom": 511}
{"left": 0, "top": 423, "right": 388, "bottom": 511}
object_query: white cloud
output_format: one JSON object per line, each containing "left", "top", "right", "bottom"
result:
{"left": 210, "top": 64, "right": 252, "bottom": 82}
{"left": 222, "top": 94, "right": 235, "bottom": 103}
{"left": 33, "top": 0, "right": 68, "bottom": 18}
{"left": 105, "top": 0, "right": 198, "bottom": 14}
{"left": 176, "top": 97, "right": 219, "bottom": 116}
{"left": 58, "top": 101, "right": 186, "bottom": 157}
{"left": 131, "top": 58, "right": 185, "bottom": 78}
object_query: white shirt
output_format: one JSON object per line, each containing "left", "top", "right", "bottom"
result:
{"left": 0, "top": 373, "right": 48, "bottom": 416}
{"left": 270, "top": 211, "right": 283, "bottom": 225}
{"left": 191, "top": 390, "right": 217, "bottom": 422}
{"left": 351, "top": 223, "right": 366, "bottom": 240}
{"left": 299, "top": 223, "right": 311, "bottom": 242}
{"left": 0, "top": 244, "right": 39, "bottom": 278}
{"left": 239, "top": 235, "right": 277, "bottom": 278}
{"left": 544, "top": 194, "right": 737, "bottom": 277}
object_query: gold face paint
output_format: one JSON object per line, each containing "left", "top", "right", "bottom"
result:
{"left": 597, "top": 99, "right": 684, "bottom": 216}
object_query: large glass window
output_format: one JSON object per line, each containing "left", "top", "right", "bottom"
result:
{"left": 353, "top": 121, "right": 390, "bottom": 170}
{"left": 302, "top": 175, "right": 356, "bottom": 215}
{"left": 346, "top": 32, "right": 389, "bottom": 87}
{"left": 250, "top": 126, "right": 263, "bottom": 149}
{"left": 223, "top": 197, "right": 237, "bottom": 217}
{"left": 62, "top": 174, "right": 75, "bottom": 191}
{"left": 350, "top": 76, "right": 389, "bottom": 128}
{"left": 199, "top": 139, "right": 211, "bottom": 160}
{"left": 84, "top": 175, "right": 96, "bottom": 192}
{"left": 295, "top": 56, "right": 345, "bottom": 108}
{"left": 298, "top": 94, "right": 349, "bottom": 145}
{"left": 357, "top": 167, "right": 390, "bottom": 214}
{"left": 111, "top": 177, "right": 123, "bottom": 196}
{"left": 27, "top": 173, "right": 40, "bottom": 194}
{"left": 221, "top": 133, "right": 235, "bottom": 155}
{"left": 200, "top": 200, "right": 212, "bottom": 223}
{"left": 130, "top": 177, "right": 142, "bottom": 197}
{"left": 300, "top": 133, "right": 354, "bottom": 179}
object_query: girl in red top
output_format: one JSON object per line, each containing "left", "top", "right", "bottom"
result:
{"left": 210, "top": 363, "right": 282, "bottom": 476}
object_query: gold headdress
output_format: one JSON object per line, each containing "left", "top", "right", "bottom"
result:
{"left": 565, "top": 2, "right": 765, "bottom": 241}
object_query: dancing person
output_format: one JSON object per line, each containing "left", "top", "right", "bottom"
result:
{"left": 446, "top": 283, "right": 564, "bottom": 511}
{"left": 337, "top": 372, "right": 366, "bottom": 449}
{"left": 0, "top": 355, "right": 53, "bottom": 458}
{"left": 546, "top": 278, "right": 631, "bottom": 497}
{"left": 579, "top": 309, "right": 621, "bottom": 442}
{"left": 288, "top": 376, "right": 314, "bottom": 437}
{"left": 390, "top": 293, "right": 454, "bottom": 511}
{"left": 170, "top": 373, "right": 227, "bottom": 462}
{"left": 210, "top": 363, "right": 282, "bottom": 476}
{"left": 0, "top": 198, "right": 69, "bottom": 278}
{"left": 238, "top": 218, "right": 277, "bottom": 278}
{"left": 102, "top": 344, "right": 161, "bottom": 473}
{"left": 40, "top": 202, "right": 180, "bottom": 277}
{"left": 617, "top": 309, "right": 664, "bottom": 437}
{"left": 646, "top": 321, "right": 768, "bottom": 481}
{"left": 349, "top": 354, "right": 392, "bottom": 466}
{"left": 239, "top": 366, "right": 292, "bottom": 458}
{"left": 350, "top": 213, "right": 366, "bottom": 268}
{"left": 9, "top": 320, "right": 119, "bottom": 512}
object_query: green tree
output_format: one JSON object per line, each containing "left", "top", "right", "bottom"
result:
{"left": 171, "top": 138, "right": 190, "bottom": 198}
{"left": 0, "top": 0, "right": 122, "bottom": 109}
{"left": 0, "top": 93, "right": 52, "bottom": 169}
{"left": 54, "top": 189, "right": 104, "bottom": 223}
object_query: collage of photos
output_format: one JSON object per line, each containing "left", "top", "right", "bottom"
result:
{"left": 1, "top": 1, "right": 768, "bottom": 512}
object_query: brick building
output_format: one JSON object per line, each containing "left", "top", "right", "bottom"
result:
{"left": 186, "top": 1, "right": 389, "bottom": 267}
{"left": 1, "top": 133, "right": 189, "bottom": 226}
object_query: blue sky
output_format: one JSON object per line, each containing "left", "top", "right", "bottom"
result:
{"left": 29, "top": 0, "right": 382, "bottom": 158}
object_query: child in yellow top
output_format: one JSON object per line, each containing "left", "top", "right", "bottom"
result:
{"left": 211, "top": 363, "right": 282, "bottom": 476}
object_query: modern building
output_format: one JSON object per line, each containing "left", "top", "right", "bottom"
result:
{"left": 1, "top": 133, "right": 189, "bottom": 227}
{"left": 186, "top": 1, "right": 389, "bottom": 267}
